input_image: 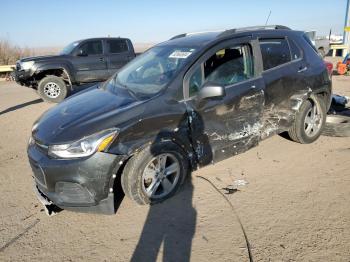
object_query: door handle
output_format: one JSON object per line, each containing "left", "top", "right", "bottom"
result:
{"left": 99, "top": 57, "right": 104, "bottom": 62}
{"left": 251, "top": 85, "right": 256, "bottom": 89}
{"left": 298, "top": 66, "right": 308, "bottom": 73}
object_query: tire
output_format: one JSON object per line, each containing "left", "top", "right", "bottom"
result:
{"left": 121, "top": 142, "right": 189, "bottom": 205}
{"left": 322, "top": 115, "right": 350, "bottom": 137}
{"left": 288, "top": 96, "right": 326, "bottom": 144}
{"left": 37, "top": 75, "right": 68, "bottom": 103}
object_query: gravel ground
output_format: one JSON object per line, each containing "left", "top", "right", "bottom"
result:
{"left": 0, "top": 63, "right": 349, "bottom": 261}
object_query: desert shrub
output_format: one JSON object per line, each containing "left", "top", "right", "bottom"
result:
{"left": 0, "top": 39, "right": 34, "bottom": 65}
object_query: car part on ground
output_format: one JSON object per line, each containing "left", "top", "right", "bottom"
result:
{"left": 28, "top": 25, "right": 331, "bottom": 214}
{"left": 322, "top": 94, "right": 350, "bottom": 137}
{"left": 323, "top": 114, "right": 350, "bottom": 137}
{"left": 15, "top": 37, "right": 136, "bottom": 103}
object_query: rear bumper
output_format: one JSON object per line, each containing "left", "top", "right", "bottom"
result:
{"left": 28, "top": 142, "right": 127, "bottom": 215}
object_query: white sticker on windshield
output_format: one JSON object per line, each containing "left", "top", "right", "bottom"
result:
{"left": 169, "top": 51, "right": 192, "bottom": 59}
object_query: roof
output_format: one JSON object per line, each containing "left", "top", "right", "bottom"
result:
{"left": 161, "top": 25, "right": 294, "bottom": 48}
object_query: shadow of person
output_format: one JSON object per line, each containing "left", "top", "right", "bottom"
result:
{"left": 131, "top": 109, "right": 211, "bottom": 262}
{"left": 131, "top": 177, "right": 196, "bottom": 262}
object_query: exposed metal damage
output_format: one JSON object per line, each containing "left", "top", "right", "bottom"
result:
{"left": 210, "top": 122, "right": 262, "bottom": 141}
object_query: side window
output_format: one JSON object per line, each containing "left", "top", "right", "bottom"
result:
{"left": 259, "top": 38, "right": 291, "bottom": 70}
{"left": 189, "top": 44, "right": 254, "bottom": 97}
{"left": 107, "top": 39, "right": 129, "bottom": 53}
{"left": 80, "top": 40, "right": 103, "bottom": 55}
{"left": 288, "top": 39, "right": 302, "bottom": 60}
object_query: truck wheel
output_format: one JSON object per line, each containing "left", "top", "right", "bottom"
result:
{"left": 121, "top": 142, "right": 189, "bottom": 205}
{"left": 38, "top": 75, "right": 68, "bottom": 103}
{"left": 288, "top": 97, "right": 326, "bottom": 144}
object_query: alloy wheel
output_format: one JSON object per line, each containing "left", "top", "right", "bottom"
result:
{"left": 142, "top": 153, "right": 180, "bottom": 199}
{"left": 304, "top": 102, "right": 323, "bottom": 137}
{"left": 43, "top": 82, "right": 61, "bottom": 98}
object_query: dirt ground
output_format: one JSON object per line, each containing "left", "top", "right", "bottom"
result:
{"left": 0, "top": 60, "right": 349, "bottom": 261}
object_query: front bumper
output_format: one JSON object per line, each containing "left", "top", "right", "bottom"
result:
{"left": 15, "top": 69, "right": 34, "bottom": 86}
{"left": 28, "top": 142, "right": 127, "bottom": 215}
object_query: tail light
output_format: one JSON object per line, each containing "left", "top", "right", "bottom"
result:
{"left": 324, "top": 61, "right": 333, "bottom": 77}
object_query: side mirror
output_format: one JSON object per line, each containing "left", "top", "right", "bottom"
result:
{"left": 77, "top": 49, "right": 87, "bottom": 56}
{"left": 197, "top": 83, "right": 225, "bottom": 101}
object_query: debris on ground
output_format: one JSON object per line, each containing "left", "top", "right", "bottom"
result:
{"left": 233, "top": 179, "right": 249, "bottom": 187}
{"left": 323, "top": 94, "right": 350, "bottom": 137}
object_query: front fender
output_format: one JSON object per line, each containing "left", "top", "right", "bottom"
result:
{"left": 34, "top": 62, "right": 76, "bottom": 84}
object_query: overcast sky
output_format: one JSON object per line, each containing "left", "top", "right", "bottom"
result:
{"left": 0, "top": 0, "right": 347, "bottom": 47}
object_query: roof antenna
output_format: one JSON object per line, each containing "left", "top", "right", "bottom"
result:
{"left": 265, "top": 10, "right": 272, "bottom": 25}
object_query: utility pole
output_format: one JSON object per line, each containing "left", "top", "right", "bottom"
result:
{"left": 344, "top": 0, "right": 350, "bottom": 53}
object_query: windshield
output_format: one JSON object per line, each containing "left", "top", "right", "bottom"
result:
{"left": 104, "top": 45, "right": 197, "bottom": 97}
{"left": 60, "top": 41, "right": 79, "bottom": 55}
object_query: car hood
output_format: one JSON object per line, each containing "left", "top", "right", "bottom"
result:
{"left": 20, "top": 55, "right": 67, "bottom": 63}
{"left": 33, "top": 86, "right": 146, "bottom": 144}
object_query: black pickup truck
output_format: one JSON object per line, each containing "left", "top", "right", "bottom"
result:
{"left": 15, "top": 37, "right": 136, "bottom": 102}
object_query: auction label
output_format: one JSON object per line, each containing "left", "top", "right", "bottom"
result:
{"left": 169, "top": 51, "right": 192, "bottom": 59}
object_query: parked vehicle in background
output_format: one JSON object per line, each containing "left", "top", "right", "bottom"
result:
{"left": 28, "top": 25, "right": 332, "bottom": 215}
{"left": 15, "top": 37, "right": 136, "bottom": 102}
{"left": 305, "top": 31, "right": 330, "bottom": 57}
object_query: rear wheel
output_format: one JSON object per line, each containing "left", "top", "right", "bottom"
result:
{"left": 37, "top": 75, "right": 68, "bottom": 103}
{"left": 288, "top": 97, "right": 326, "bottom": 144}
{"left": 121, "top": 142, "right": 188, "bottom": 205}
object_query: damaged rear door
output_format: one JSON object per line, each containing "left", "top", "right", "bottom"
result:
{"left": 183, "top": 37, "right": 265, "bottom": 165}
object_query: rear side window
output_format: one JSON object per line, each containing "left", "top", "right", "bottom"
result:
{"left": 107, "top": 39, "right": 129, "bottom": 53}
{"left": 80, "top": 40, "right": 103, "bottom": 55}
{"left": 259, "top": 38, "right": 291, "bottom": 70}
{"left": 288, "top": 39, "right": 302, "bottom": 60}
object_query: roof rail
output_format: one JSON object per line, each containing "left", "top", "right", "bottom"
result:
{"left": 218, "top": 25, "right": 291, "bottom": 38}
{"left": 169, "top": 25, "right": 291, "bottom": 40}
{"left": 169, "top": 29, "right": 225, "bottom": 40}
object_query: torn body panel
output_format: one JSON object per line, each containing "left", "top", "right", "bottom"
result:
{"left": 185, "top": 77, "right": 265, "bottom": 165}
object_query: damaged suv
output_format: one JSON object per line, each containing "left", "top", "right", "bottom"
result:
{"left": 28, "top": 25, "right": 331, "bottom": 215}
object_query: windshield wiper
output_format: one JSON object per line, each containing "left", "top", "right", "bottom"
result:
{"left": 115, "top": 77, "right": 139, "bottom": 100}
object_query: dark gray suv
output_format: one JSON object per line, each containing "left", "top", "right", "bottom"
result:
{"left": 28, "top": 25, "right": 331, "bottom": 215}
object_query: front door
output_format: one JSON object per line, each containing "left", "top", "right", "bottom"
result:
{"left": 71, "top": 40, "right": 109, "bottom": 83}
{"left": 183, "top": 38, "right": 265, "bottom": 165}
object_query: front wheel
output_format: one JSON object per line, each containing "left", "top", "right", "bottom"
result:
{"left": 37, "top": 75, "right": 68, "bottom": 103}
{"left": 121, "top": 142, "right": 189, "bottom": 205}
{"left": 288, "top": 97, "right": 326, "bottom": 144}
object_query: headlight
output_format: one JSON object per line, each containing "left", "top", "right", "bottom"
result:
{"left": 48, "top": 128, "right": 118, "bottom": 159}
{"left": 20, "top": 61, "right": 35, "bottom": 70}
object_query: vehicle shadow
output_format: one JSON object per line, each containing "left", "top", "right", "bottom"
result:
{"left": 131, "top": 111, "right": 209, "bottom": 262}
{"left": 131, "top": 177, "right": 196, "bottom": 262}
{"left": 0, "top": 98, "right": 43, "bottom": 116}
